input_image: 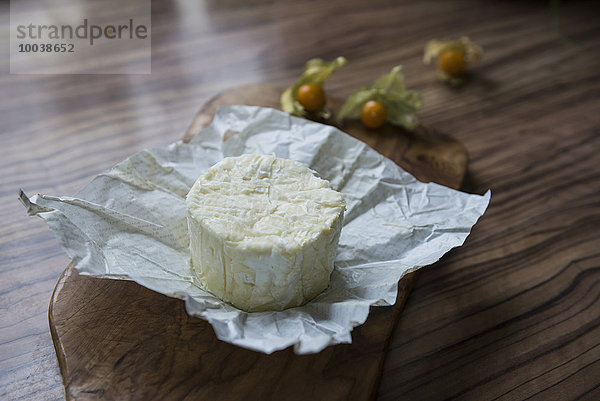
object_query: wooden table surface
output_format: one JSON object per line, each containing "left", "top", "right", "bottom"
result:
{"left": 2, "top": 0, "right": 599, "bottom": 400}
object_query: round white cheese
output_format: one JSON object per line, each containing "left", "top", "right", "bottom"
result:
{"left": 186, "top": 154, "right": 345, "bottom": 312}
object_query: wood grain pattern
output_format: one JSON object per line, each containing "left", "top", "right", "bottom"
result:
{"left": 50, "top": 264, "right": 413, "bottom": 401}
{"left": 48, "top": 85, "right": 467, "bottom": 401}
{"left": 2, "top": 0, "right": 600, "bottom": 400}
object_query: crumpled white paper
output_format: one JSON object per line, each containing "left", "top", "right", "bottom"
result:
{"left": 21, "top": 106, "right": 490, "bottom": 354}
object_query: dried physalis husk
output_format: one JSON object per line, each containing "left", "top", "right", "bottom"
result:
{"left": 424, "top": 37, "right": 483, "bottom": 86}
{"left": 336, "top": 66, "right": 423, "bottom": 130}
{"left": 281, "top": 57, "right": 347, "bottom": 119}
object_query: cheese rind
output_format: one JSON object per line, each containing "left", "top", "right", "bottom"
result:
{"left": 186, "top": 154, "right": 345, "bottom": 312}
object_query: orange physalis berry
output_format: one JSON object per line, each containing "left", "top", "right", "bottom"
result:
{"left": 296, "top": 83, "right": 326, "bottom": 112}
{"left": 360, "top": 100, "right": 387, "bottom": 129}
{"left": 437, "top": 49, "right": 467, "bottom": 77}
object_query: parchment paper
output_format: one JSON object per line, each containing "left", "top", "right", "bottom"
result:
{"left": 20, "top": 106, "right": 490, "bottom": 354}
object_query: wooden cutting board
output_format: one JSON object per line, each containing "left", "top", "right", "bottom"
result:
{"left": 49, "top": 85, "right": 468, "bottom": 401}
